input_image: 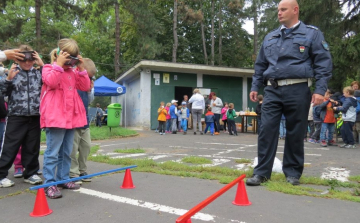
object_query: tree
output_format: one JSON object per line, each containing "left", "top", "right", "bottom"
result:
{"left": 172, "top": 0, "right": 178, "bottom": 62}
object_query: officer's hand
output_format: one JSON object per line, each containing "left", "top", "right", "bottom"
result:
{"left": 249, "top": 91, "right": 258, "bottom": 102}
{"left": 312, "top": 94, "right": 324, "bottom": 106}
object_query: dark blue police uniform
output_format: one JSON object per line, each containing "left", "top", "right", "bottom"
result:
{"left": 251, "top": 21, "right": 332, "bottom": 180}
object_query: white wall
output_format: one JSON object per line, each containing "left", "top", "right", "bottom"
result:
{"left": 139, "top": 70, "right": 151, "bottom": 129}
{"left": 122, "top": 76, "right": 141, "bottom": 127}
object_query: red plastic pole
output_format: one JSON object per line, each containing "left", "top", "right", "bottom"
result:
{"left": 175, "top": 174, "right": 246, "bottom": 223}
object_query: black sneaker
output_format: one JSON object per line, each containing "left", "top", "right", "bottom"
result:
{"left": 80, "top": 172, "right": 92, "bottom": 182}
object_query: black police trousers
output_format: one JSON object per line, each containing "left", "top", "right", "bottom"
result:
{"left": 0, "top": 116, "right": 41, "bottom": 179}
{"left": 254, "top": 82, "right": 311, "bottom": 179}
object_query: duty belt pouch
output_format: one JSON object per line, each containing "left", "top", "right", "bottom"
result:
{"left": 269, "top": 78, "right": 278, "bottom": 89}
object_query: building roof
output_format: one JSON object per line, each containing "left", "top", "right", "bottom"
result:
{"left": 116, "top": 60, "right": 254, "bottom": 83}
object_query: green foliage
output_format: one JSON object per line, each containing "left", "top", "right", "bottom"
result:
{"left": 114, "top": 148, "right": 146, "bottom": 154}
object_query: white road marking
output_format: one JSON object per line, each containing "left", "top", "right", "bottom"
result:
{"left": 305, "top": 154, "right": 322, "bottom": 156}
{"left": 202, "top": 159, "right": 231, "bottom": 167}
{"left": 75, "top": 188, "right": 216, "bottom": 221}
{"left": 321, "top": 167, "right": 350, "bottom": 182}
{"left": 195, "top": 142, "right": 243, "bottom": 146}
{"left": 99, "top": 142, "right": 139, "bottom": 147}
{"left": 110, "top": 154, "right": 147, "bottom": 159}
{"left": 146, "top": 155, "right": 170, "bottom": 160}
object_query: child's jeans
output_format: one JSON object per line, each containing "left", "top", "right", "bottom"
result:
{"left": 279, "top": 120, "right": 286, "bottom": 138}
{"left": 341, "top": 121, "right": 355, "bottom": 145}
{"left": 14, "top": 146, "right": 23, "bottom": 169}
{"left": 228, "top": 119, "right": 237, "bottom": 134}
{"left": 320, "top": 123, "right": 335, "bottom": 141}
{"left": 43, "top": 128, "right": 75, "bottom": 184}
{"left": 158, "top": 121, "right": 166, "bottom": 133}
{"left": 311, "top": 122, "right": 322, "bottom": 140}
{"left": 181, "top": 119, "right": 188, "bottom": 132}
{"left": 171, "top": 118, "right": 177, "bottom": 132}
{"left": 204, "top": 122, "right": 214, "bottom": 134}
{"left": 223, "top": 119, "right": 227, "bottom": 131}
{"left": 166, "top": 119, "right": 171, "bottom": 131}
{"left": 178, "top": 120, "right": 182, "bottom": 131}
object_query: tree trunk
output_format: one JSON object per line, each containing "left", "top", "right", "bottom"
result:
{"left": 218, "top": 0, "right": 222, "bottom": 66}
{"left": 114, "top": 0, "right": 121, "bottom": 76}
{"left": 172, "top": 0, "right": 178, "bottom": 63}
{"left": 210, "top": 0, "right": 215, "bottom": 66}
{"left": 35, "top": 0, "right": 41, "bottom": 50}
{"left": 252, "top": 0, "right": 258, "bottom": 61}
{"left": 200, "top": 1, "right": 208, "bottom": 65}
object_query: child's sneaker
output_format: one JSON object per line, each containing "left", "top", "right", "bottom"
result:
{"left": 155, "top": 130, "right": 159, "bottom": 133}
{"left": 0, "top": 178, "right": 15, "bottom": 188}
{"left": 24, "top": 174, "right": 43, "bottom": 185}
{"left": 80, "top": 172, "right": 92, "bottom": 182}
{"left": 327, "top": 140, "right": 337, "bottom": 146}
{"left": 344, "top": 144, "right": 356, "bottom": 149}
{"left": 37, "top": 169, "right": 42, "bottom": 175}
{"left": 339, "top": 144, "right": 348, "bottom": 148}
{"left": 320, "top": 140, "right": 327, "bottom": 147}
{"left": 58, "top": 182, "right": 80, "bottom": 190}
{"left": 308, "top": 139, "right": 315, "bottom": 143}
{"left": 45, "top": 186, "right": 62, "bottom": 199}
{"left": 14, "top": 168, "right": 23, "bottom": 178}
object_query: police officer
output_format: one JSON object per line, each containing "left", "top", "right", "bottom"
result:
{"left": 247, "top": 0, "right": 332, "bottom": 186}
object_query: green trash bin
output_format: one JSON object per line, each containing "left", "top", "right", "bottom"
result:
{"left": 107, "top": 103, "right": 122, "bottom": 127}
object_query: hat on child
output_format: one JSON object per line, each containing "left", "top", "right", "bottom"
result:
{"left": 181, "top": 101, "right": 186, "bottom": 105}
{"left": 171, "top": 99, "right": 178, "bottom": 104}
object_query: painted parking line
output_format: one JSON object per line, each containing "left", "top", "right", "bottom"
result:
{"left": 202, "top": 159, "right": 231, "bottom": 167}
{"left": 75, "top": 188, "right": 214, "bottom": 221}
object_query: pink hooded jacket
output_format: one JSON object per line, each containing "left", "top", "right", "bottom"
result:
{"left": 40, "top": 63, "right": 90, "bottom": 129}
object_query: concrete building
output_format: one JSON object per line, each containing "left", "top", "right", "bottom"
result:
{"left": 114, "top": 60, "right": 255, "bottom": 129}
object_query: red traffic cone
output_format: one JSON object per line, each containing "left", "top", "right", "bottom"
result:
{"left": 30, "top": 188, "right": 53, "bottom": 217}
{"left": 121, "top": 169, "right": 135, "bottom": 189}
{"left": 232, "top": 180, "right": 251, "bottom": 206}
{"left": 185, "top": 219, "right": 192, "bottom": 223}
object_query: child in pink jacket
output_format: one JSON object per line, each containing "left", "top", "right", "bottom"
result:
{"left": 41, "top": 38, "right": 90, "bottom": 199}
{"left": 221, "top": 102, "right": 229, "bottom": 133}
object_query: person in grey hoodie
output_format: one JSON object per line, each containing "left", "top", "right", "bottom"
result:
{"left": 189, "top": 88, "right": 205, "bottom": 135}
{"left": 210, "top": 93, "right": 223, "bottom": 134}
{"left": 333, "top": 86, "right": 358, "bottom": 148}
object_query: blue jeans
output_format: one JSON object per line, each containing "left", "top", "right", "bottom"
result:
{"left": 166, "top": 119, "right": 171, "bottom": 131}
{"left": 204, "top": 122, "right": 214, "bottom": 134}
{"left": 43, "top": 128, "right": 75, "bottom": 184}
{"left": 279, "top": 120, "right": 286, "bottom": 138}
{"left": 181, "top": 119, "right": 188, "bottom": 132}
{"left": 320, "top": 123, "right": 335, "bottom": 141}
{"left": 341, "top": 121, "right": 355, "bottom": 145}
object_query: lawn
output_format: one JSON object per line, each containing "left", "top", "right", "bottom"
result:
{"left": 41, "top": 125, "right": 138, "bottom": 143}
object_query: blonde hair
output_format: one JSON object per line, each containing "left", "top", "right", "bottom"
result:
{"left": 166, "top": 102, "right": 171, "bottom": 107}
{"left": 343, "top": 86, "right": 354, "bottom": 96}
{"left": 50, "top": 38, "right": 80, "bottom": 63}
{"left": 193, "top": 88, "right": 200, "bottom": 94}
{"left": 83, "top": 58, "right": 96, "bottom": 77}
{"left": 229, "top": 103, "right": 234, "bottom": 109}
{"left": 19, "top": 44, "right": 33, "bottom": 51}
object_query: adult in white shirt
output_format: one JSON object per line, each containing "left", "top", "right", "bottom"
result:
{"left": 210, "top": 93, "right": 223, "bottom": 134}
{"left": 188, "top": 88, "right": 205, "bottom": 135}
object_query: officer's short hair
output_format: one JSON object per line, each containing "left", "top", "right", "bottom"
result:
{"left": 343, "top": 86, "right": 354, "bottom": 96}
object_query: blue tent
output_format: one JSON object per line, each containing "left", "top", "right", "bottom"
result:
{"left": 94, "top": 75, "right": 126, "bottom": 96}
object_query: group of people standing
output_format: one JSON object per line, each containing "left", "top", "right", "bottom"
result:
{"left": 0, "top": 38, "right": 95, "bottom": 199}
{"left": 156, "top": 89, "right": 239, "bottom": 136}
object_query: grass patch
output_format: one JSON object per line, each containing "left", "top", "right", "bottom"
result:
{"left": 181, "top": 156, "right": 212, "bottom": 164}
{"left": 235, "top": 158, "right": 252, "bottom": 164}
{"left": 90, "top": 145, "right": 100, "bottom": 156}
{"left": 349, "top": 175, "right": 360, "bottom": 183}
{"left": 40, "top": 150, "right": 45, "bottom": 155}
{"left": 41, "top": 126, "right": 138, "bottom": 143}
{"left": 114, "top": 148, "right": 145, "bottom": 154}
{"left": 0, "top": 190, "right": 24, "bottom": 200}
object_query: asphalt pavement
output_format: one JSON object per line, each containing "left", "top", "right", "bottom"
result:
{"left": 1, "top": 130, "right": 360, "bottom": 223}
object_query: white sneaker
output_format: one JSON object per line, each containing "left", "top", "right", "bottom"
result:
{"left": 24, "top": 174, "right": 43, "bottom": 185}
{"left": 0, "top": 178, "right": 15, "bottom": 188}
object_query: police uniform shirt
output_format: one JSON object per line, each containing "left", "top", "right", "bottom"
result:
{"left": 251, "top": 21, "right": 332, "bottom": 96}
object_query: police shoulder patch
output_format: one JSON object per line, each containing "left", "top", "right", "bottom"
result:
{"left": 306, "top": 25, "right": 319, "bottom": 30}
{"left": 322, "top": 41, "right": 330, "bottom": 51}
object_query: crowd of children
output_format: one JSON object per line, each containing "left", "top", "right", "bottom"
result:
{"left": 157, "top": 97, "right": 239, "bottom": 136}
{"left": 0, "top": 39, "right": 96, "bottom": 199}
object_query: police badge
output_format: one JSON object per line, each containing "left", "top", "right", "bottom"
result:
{"left": 322, "top": 41, "right": 330, "bottom": 51}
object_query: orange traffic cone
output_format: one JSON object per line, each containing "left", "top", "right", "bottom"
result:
{"left": 232, "top": 180, "right": 251, "bottom": 206}
{"left": 30, "top": 188, "right": 53, "bottom": 217}
{"left": 185, "top": 219, "right": 192, "bottom": 223}
{"left": 121, "top": 169, "right": 135, "bottom": 189}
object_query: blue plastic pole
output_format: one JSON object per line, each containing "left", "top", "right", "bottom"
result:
{"left": 30, "top": 165, "right": 137, "bottom": 190}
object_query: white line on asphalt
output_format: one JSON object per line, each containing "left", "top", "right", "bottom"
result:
{"left": 99, "top": 142, "right": 139, "bottom": 147}
{"left": 75, "top": 188, "right": 216, "bottom": 221}
{"left": 321, "top": 167, "right": 350, "bottom": 182}
{"left": 195, "top": 142, "right": 243, "bottom": 146}
{"left": 146, "top": 155, "right": 170, "bottom": 160}
{"left": 202, "top": 159, "right": 231, "bottom": 167}
{"left": 110, "top": 154, "right": 147, "bottom": 159}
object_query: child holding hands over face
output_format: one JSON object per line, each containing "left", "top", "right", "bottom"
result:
{"left": 41, "top": 38, "right": 90, "bottom": 198}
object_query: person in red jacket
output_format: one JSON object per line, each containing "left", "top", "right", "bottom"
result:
{"left": 204, "top": 107, "right": 215, "bottom": 135}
